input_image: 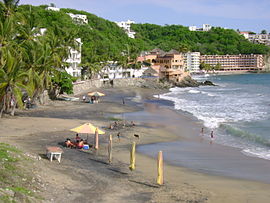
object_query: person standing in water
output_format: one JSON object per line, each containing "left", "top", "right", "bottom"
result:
{"left": 200, "top": 127, "right": 204, "bottom": 136}
{"left": 210, "top": 131, "right": 214, "bottom": 144}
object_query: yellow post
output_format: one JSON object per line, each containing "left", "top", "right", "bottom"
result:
{"left": 129, "top": 142, "right": 136, "bottom": 171}
{"left": 108, "top": 134, "right": 112, "bottom": 164}
{"left": 95, "top": 128, "right": 99, "bottom": 150}
{"left": 157, "top": 151, "right": 164, "bottom": 185}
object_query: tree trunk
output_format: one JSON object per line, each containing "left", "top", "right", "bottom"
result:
{"left": 0, "top": 95, "right": 6, "bottom": 118}
{"left": 10, "top": 102, "right": 16, "bottom": 116}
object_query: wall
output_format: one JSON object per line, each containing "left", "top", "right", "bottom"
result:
{"left": 72, "top": 77, "right": 159, "bottom": 95}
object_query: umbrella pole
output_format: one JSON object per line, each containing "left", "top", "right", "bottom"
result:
{"left": 157, "top": 151, "right": 164, "bottom": 185}
{"left": 129, "top": 142, "right": 136, "bottom": 171}
{"left": 108, "top": 134, "right": 112, "bottom": 164}
{"left": 95, "top": 128, "right": 99, "bottom": 150}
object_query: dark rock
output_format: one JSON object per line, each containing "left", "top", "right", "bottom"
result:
{"left": 202, "top": 80, "right": 216, "bottom": 86}
{"left": 174, "top": 76, "right": 200, "bottom": 87}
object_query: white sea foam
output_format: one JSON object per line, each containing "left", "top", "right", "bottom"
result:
{"left": 161, "top": 84, "right": 268, "bottom": 130}
{"left": 188, "top": 90, "right": 200, "bottom": 94}
{"left": 159, "top": 74, "right": 270, "bottom": 161}
{"left": 242, "top": 148, "right": 270, "bottom": 160}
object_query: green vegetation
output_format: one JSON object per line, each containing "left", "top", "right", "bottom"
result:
{"left": 132, "top": 24, "right": 270, "bottom": 55}
{"left": 0, "top": 1, "right": 79, "bottom": 117}
{"left": 17, "top": 5, "right": 135, "bottom": 75}
{"left": 200, "top": 62, "right": 222, "bottom": 71}
{"left": 0, "top": 143, "right": 40, "bottom": 202}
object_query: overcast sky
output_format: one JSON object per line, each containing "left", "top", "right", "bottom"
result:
{"left": 20, "top": 0, "right": 270, "bottom": 33}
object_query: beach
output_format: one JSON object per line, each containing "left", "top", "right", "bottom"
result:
{"left": 1, "top": 87, "right": 270, "bottom": 203}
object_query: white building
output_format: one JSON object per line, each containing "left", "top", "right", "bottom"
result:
{"left": 239, "top": 31, "right": 250, "bottom": 39}
{"left": 189, "top": 24, "right": 212, "bottom": 31}
{"left": 65, "top": 38, "right": 82, "bottom": 77}
{"left": 99, "top": 63, "right": 147, "bottom": 80}
{"left": 67, "top": 13, "right": 88, "bottom": 24}
{"left": 184, "top": 52, "right": 201, "bottom": 72}
{"left": 116, "top": 20, "right": 136, "bottom": 38}
{"left": 46, "top": 7, "right": 60, "bottom": 12}
{"left": 239, "top": 31, "right": 270, "bottom": 46}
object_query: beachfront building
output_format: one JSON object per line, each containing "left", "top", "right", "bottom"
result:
{"left": 116, "top": 20, "right": 136, "bottom": 38}
{"left": 99, "top": 62, "right": 148, "bottom": 80}
{"left": 200, "top": 54, "right": 265, "bottom": 71}
{"left": 137, "top": 48, "right": 165, "bottom": 74}
{"left": 67, "top": 13, "right": 88, "bottom": 24}
{"left": 65, "top": 38, "right": 83, "bottom": 77}
{"left": 155, "top": 50, "right": 185, "bottom": 81}
{"left": 184, "top": 52, "right": 201, "bottom": 72}
{"left": 189, "top": 24, "right": 212, "bottom": 32}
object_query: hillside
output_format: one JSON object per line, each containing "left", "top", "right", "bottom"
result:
{"left": 132, "top": 23, "right": 270, "bottom": 55}
{"left": 17, "top": 4, "right": 270, "bottom": 65}
{"left": 17, "top": 5, "right": 133, "bottom": 64}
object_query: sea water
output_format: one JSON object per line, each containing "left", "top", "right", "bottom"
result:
{"left": 158, "top": 73, "right": 270, "bottom": 160}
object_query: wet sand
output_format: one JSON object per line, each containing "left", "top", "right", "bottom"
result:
{"left": 0, "top": 87, "right": 270, "bottom": 202}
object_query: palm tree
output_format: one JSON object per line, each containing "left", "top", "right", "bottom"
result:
{"left": 0, "top": 48, "right": 29, "bottom": 117}
{"left": 0, "top": 0, "right": 20, "bottom": 18}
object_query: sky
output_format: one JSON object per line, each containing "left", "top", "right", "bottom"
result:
{"left": 19, "top": 0, "right": 270, "bottom": 33}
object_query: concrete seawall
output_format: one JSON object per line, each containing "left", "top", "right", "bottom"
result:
{"left": 72, "top": 78, "right": 159, "bottom": 95}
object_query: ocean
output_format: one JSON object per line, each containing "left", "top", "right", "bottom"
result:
{"left": 158, "top": 73, "right": 270, "bottom": 160}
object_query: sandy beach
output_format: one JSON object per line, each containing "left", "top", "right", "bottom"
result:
{"left": 1, "top": 87, "right": 270, "bottom": 203}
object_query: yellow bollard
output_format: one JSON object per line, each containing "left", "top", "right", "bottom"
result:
{"left": 108, "top": 134, "right": 112, "bottom": 164}
{"left": 95, "top": 128, "right": 99, "bottom": 150}
{"left": 157, "top": 151, "right": 164, "bottom": 185}
{"left": 129, "top": 142, "right": 136, "bottom": 171}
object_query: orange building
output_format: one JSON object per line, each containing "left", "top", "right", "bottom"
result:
{"left": 155, "top": 50, "right": 185, "bottom": 82}
{"left": 137, "top": 49, "right": 185, "bottom": 81}
{"left": 200, "top": 54, "right": 264, "bottom": 71}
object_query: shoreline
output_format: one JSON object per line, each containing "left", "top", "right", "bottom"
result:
{"left": 1, "top": 87, "right": 270, "bottom": 202}
{"left": 122, "top": 91, "right": 270, "bottom": 184}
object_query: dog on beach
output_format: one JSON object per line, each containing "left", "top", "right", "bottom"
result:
{"left": 117, "top": 132, "right": 121, "bottom": 141}
{"left": 134, "top": 134, "right": 140, "bottom": 139}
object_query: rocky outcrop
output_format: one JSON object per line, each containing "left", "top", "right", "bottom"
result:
{"left": 174, "top": 75, "right": 201, "bottom": 87}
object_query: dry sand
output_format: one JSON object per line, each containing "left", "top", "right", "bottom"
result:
{"left": 0, "top": 87, "right": 270, "bottom": 203}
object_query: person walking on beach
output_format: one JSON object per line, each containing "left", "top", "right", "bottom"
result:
{"left": 210, "top": 131, "right": 214, "bottom": 139}
{"left": 122, "top": 98, "right": 125, "bottom": 105}
{"left": 210, "top": 131, "right": 214, "bottom": 144}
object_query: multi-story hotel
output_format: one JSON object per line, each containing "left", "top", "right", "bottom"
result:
{"left": 155, "top": 50, "right": 185, "bottom": 81}
{"left": 200, "top": 54, "right": 264, "bottom": 71}
{"left": 65, "top": 38, "right": 83, "bottom": 77}
{"left": 184, "top": 52, "right": 201, "bottom": 72}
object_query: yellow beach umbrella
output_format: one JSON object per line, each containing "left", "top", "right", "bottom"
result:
{"left": 88, "top": 91, "right": 105, "bottom": 97}
{"left": 70, "top": 123, "right": 105, "bottom": 134}
{"left": 70, "top": 123, "right": 105, "bottom": 143}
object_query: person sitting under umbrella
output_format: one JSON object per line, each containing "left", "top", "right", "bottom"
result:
{"left": 75, "top": 133, "right": 81, "bottom": 142}
{"left": 77, "top": 139, "right": 84, "bottom": 149}
{"left": 65, "top": 138, "right": 76, "bottom": 148}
